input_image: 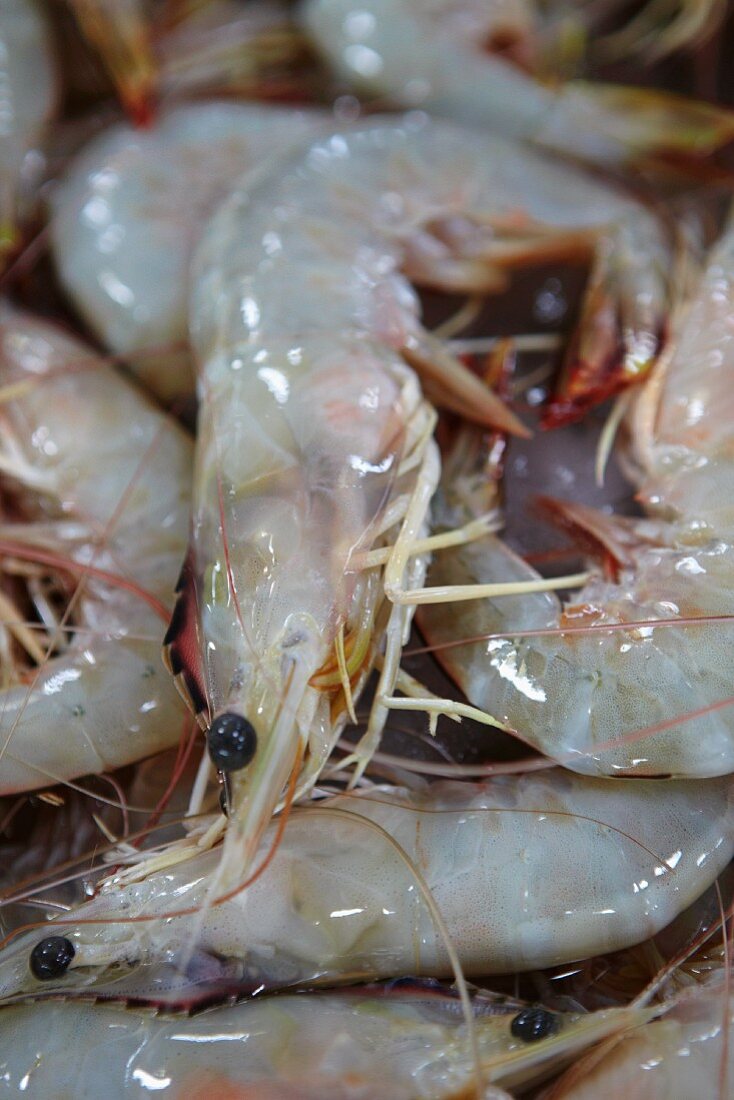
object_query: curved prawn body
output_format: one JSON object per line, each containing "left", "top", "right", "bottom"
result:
{"left": 301, "top": 0, "right": 734, "bottom": 174}
{"left": 0, "top": 308, "right": 191, "bottom": 795}
{"left": 0, "top": 984, "right": 648, "bottom": 1099}
{"left": 1, "top": 771, "right": 731, "bottom": 1000}
{"left": 51, "top": 102, "right": 330, "bottom": 404}
{"left": 0, "top": 0, "right": 56, "bottom": 262}
{"left": 420, "top": 215, "right": 734, "bottom": 779}
{"left": 549, "top": 970, "right": 734, "bottom": 1098}
{"left": 176, "top": 114, "right": 676, "bottom": 888}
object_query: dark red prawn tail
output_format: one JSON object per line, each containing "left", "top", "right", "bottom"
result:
{"left": 534, "top": 496, "right": 660, "bottom": 582}
{"left": 67, "top": 0, "right": 157, "bottom": 128}
{"left": 567, "top": 83, "right": 734, "bottom": 184}
{"left": 541, "top": 283, "right": 666, "bottom": 430}
{"left": 163, "top": 546, "right": 209, "bottom": 730}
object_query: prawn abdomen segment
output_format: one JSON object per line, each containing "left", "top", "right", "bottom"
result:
{"left": 0, "top": 0, "right": 56, "bottom": 261}
{"left": 193, "top": 117, "right": 672, "bottom": 426}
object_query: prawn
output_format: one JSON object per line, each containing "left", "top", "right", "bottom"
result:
{"left": 0, "top": 0, "right": 57, "bottom": 264}
{"left": 300, "top": 0, "right": 734, "bottom": 174}
{"left": 0, "top": 771, "right": 731, "bottom": 1000}
{"left": 547, "top": 966, "right": 734, "bottom": 1098}
{"left": 167, "top": 114, "right": 679, "bottom": 891}
{"left": 0, "top": 307, "right": 191, "bottom": 795}
{"left": 419, "top": 210, "right": 734, "bottom": 778}
{"left": 0, "top": 981, "right": 651, "bottom": 1098}
{"left": 51, "top": 101, "right": 330, "bottom": 403}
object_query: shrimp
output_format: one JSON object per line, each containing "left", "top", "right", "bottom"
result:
{"left": 168, "top": 114, "right": 680, "bottom": 892}
{"left": 300, "top": 0, "right": 734, "bottom": 173}
{"left": 0, "top": 0, "right": 57, "bottom": 263}
{"left": 0, "top": 771, "right": 731, "bottom": 1001}
{"left": 547, "top": 968, "right": 734, "bottom": 1098}
{"left": 419, "top": 212, "right": 734, "bottom": 779}
{"left": 0, "top": 981, "right": 650, "bottom": 1098}
{"left": 0, "top": 307, "right": 191, "bottom": 795}
{"left": 51, "top": 102, "right": 330, "bottom": 404}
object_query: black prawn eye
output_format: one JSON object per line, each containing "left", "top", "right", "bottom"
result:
{"left": 510, "top": 1007, "right": 559, "bottom": 1042}
{"left": 30, "top": 936, "right": 75, "bottom": 981}
{"left": 207, "top": 712, "right": 258, "bottom": 772}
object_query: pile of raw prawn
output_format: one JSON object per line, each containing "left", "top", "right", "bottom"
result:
{"left": 1, "top": 1, "right": 734, "bottom": 1096}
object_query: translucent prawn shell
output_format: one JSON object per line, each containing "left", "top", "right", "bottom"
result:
{"left": 422, "top": 530, "right": 734, "bottom": 778}
{"left": 190, "top": 332, "right": 413, "bottom": 747}
{"left": 0, "top": 0, "right": 56, "bottom": 248}
{"left": 302, "top": 0, "right": 552, "bottom": 133}
{"left": 51, "top": 102, "right": 330, "bottom": 402}
{"left": 1, "top": 772, "right": 731, "bottom": 999}
{"left": 0, "top": 987, "right": 641, "bottom": 1098}
{"left": 187, "top": 117, "right": 661, "bottom": 804}
{"left": 553, "top": 972, "right": 734, "bottom": 1098}
{"left": 192, "top": 116, "right": 664, "bottom": 351}
{"left": 421, "top": 219, "right": 734, "bottom": 779}
{"left": 300, "top": 0, "right": 658, "bottom": 165}
{"left": 0, "top": 308, "right": 191, "bottom": 793}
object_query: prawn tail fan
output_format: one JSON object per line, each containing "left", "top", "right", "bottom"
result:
{"left": 568, "top": 83, "right": 734, "bottom": 182}
{"left": 163, "top": 546, "right": 209, "bottom": 730}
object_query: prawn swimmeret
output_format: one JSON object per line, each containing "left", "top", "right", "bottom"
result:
{"left": 164, "top": 113, "right": 679, "bottom": 892}
{"left": 0, "top": 308, "right": 191, "bottom": 796}
{"left": 418, "top": 212, "right": 734, "bottom": 779}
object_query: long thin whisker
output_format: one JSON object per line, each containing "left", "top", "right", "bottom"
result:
{"left": 0, "top": 812, "right": 210, "bottom": 908}
{"left": 0, "top": 540, "right": 169, "bottom": 621}
{"left": 407, "top": 612, "right": 734, "bottom": 656}
{"left": 337, "top": 739, "right": 554, "bottom": 778}
{"left": 0, "top": 620, "right": 158, "bottom": 643}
